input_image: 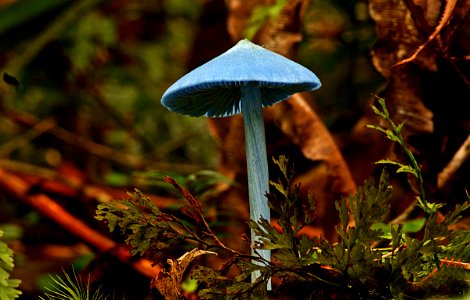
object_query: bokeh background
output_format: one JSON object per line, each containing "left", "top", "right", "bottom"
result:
{"left": 0, "top": 0, "right": 468, "bottom": 298}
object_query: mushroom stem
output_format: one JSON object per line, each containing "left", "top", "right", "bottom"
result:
{"left": 241, "top": 84, "right": 271, "bottom": 287}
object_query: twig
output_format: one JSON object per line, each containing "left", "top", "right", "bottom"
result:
{"left": 0, "top": 159, "right": 57, "bottom": 179}
{"left": 0, "top": 168, "right": 160, "bottom": 279}
{"left": 390, "top": 198, "right": 419, "bottom": 224}
{"left": 0, "top": 158, "right": 181, "bottom": 208}
{"left": 164, "top": 176, "right": 247, "bottom": 257}
{"left": 0, "top": 118, "right": 55, "bottom": 158}
{"left": 3, "top": 107, "right": 144, "bottom": 166}
{"left": 437, "top": 134, "right": 470, "bottom": 189}
{"left": 418, "top": 256, "right": 470, "bottom": 284}
{"left": 3, "top": 107, "right": 204, "bottom": 173}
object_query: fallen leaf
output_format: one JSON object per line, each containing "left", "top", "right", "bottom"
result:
{"left": 153, "top": 249, "right": 217, "bottom": 300}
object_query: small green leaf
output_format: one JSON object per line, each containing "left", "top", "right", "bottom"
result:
{"left": 0, "top": 230, "right": 22, "bottom": 299}
{"left": 104, "top": 171, "right": 130, "bottom": 186}
{"left": 375, "top": 160, "right": 417, "bottom": 177}
{"left": 372, "top": 218, "right": 425, "bottom": 239}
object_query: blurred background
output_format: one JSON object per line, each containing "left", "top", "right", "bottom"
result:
{"left": 1, "top": 0, "right": 467, "bottom": 298}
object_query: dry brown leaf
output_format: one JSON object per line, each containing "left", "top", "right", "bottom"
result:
{"left": 365, "top": 0, "right": 469, "bottom": 142}
{"left": 394, "top": 0, "right": 457, "bottom": 67}
{"left": 268, "top": 93, "right": 357, "bottom": 235}
{"left": 153, "top": 249, "right": 217, "bottom": 300}
{"left": 365, "top": 0, "right": 441, "bottom": 141}
{"left": 268, "top": 93, "right": 357, "bottom": 195}
{"left": 369, "top": 0, "right": 440, "bottom": 75}
{"left": 349, "top": 0, "right": 469, "bottom": 217}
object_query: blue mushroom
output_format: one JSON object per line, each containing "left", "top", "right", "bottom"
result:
{"left": 161, "top": 39, "right": 321, "bottom": 285}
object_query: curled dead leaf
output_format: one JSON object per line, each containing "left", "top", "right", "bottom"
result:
{"left": 153, "top": 249, "right": 217, "bottom": 299}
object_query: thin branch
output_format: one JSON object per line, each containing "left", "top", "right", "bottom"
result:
{"left": 0, "top": 158, "right": 181, "bottom": 208}
{"left": 164, "top": 176, "right": 246, "bottom": 256}
{"left": 3, "top": 107, "right": 144, "bottom": 166}
{"left": 390, "top": 198, "right": 419, "bottom": 224}
{"left": 0, "top": 168, "right": 160, "bottom": 279}
{"left": 0, "top": 159, "right": 57, "bottom": 179}
{"left": 0, "top": 118, "right": 55, "bottom": 158}
{"left": 2, "top": 107, "right": 204, "bottom": 173}
{"left": 437, "top": 134, "right": 470, "bottom": 189}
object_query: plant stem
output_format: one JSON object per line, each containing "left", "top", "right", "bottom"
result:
{"left": 377, "top": 99, "right": 428, "bottom": 209}
{"left": 241, "top": 84, "right": 271, "bottom": 288}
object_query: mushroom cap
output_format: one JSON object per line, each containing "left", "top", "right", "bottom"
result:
{"left": 161, "top": 39, "right": 321, "bottom": 117}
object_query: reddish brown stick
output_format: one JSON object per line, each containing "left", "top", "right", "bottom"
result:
{"left": 0, "top": 169, "right": 160, "bottom": 278}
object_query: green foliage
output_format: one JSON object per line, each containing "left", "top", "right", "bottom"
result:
{"left": 191, "top": 259, "right": 269, "bottom": 300}
{"left": 96, "top": 165, "right": 469, "bottom": 299}
{"left": 244, "top": 0, "right": 287, "bottom": 39}
{"left": 0, "top": 229, "right": 22, "bottom": 300}
{"left": 250, "top": 155, "right": 317, "bottom": 269}
{"left": 96, "top": 189, "right": 187, "bottom": 261}
{"left": 39, "top": 269, "right": 108, "bottom": 300}
{"left": 95, "top": 177, "right": 238, "bottom": 264}
{"left": 1, "top": 0, "right": 215, "bottom": 174}
{"left": 95, "top": 99, "right": 469, "bottom": 299}
{"left": 63, "top": 11, "right": 118, "bottom": 72}
{"left": 331, "top": 170, "right": 392, "bottom": 277}
{"left": 366, "top": 97, "right": 442, "bottom": 214}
